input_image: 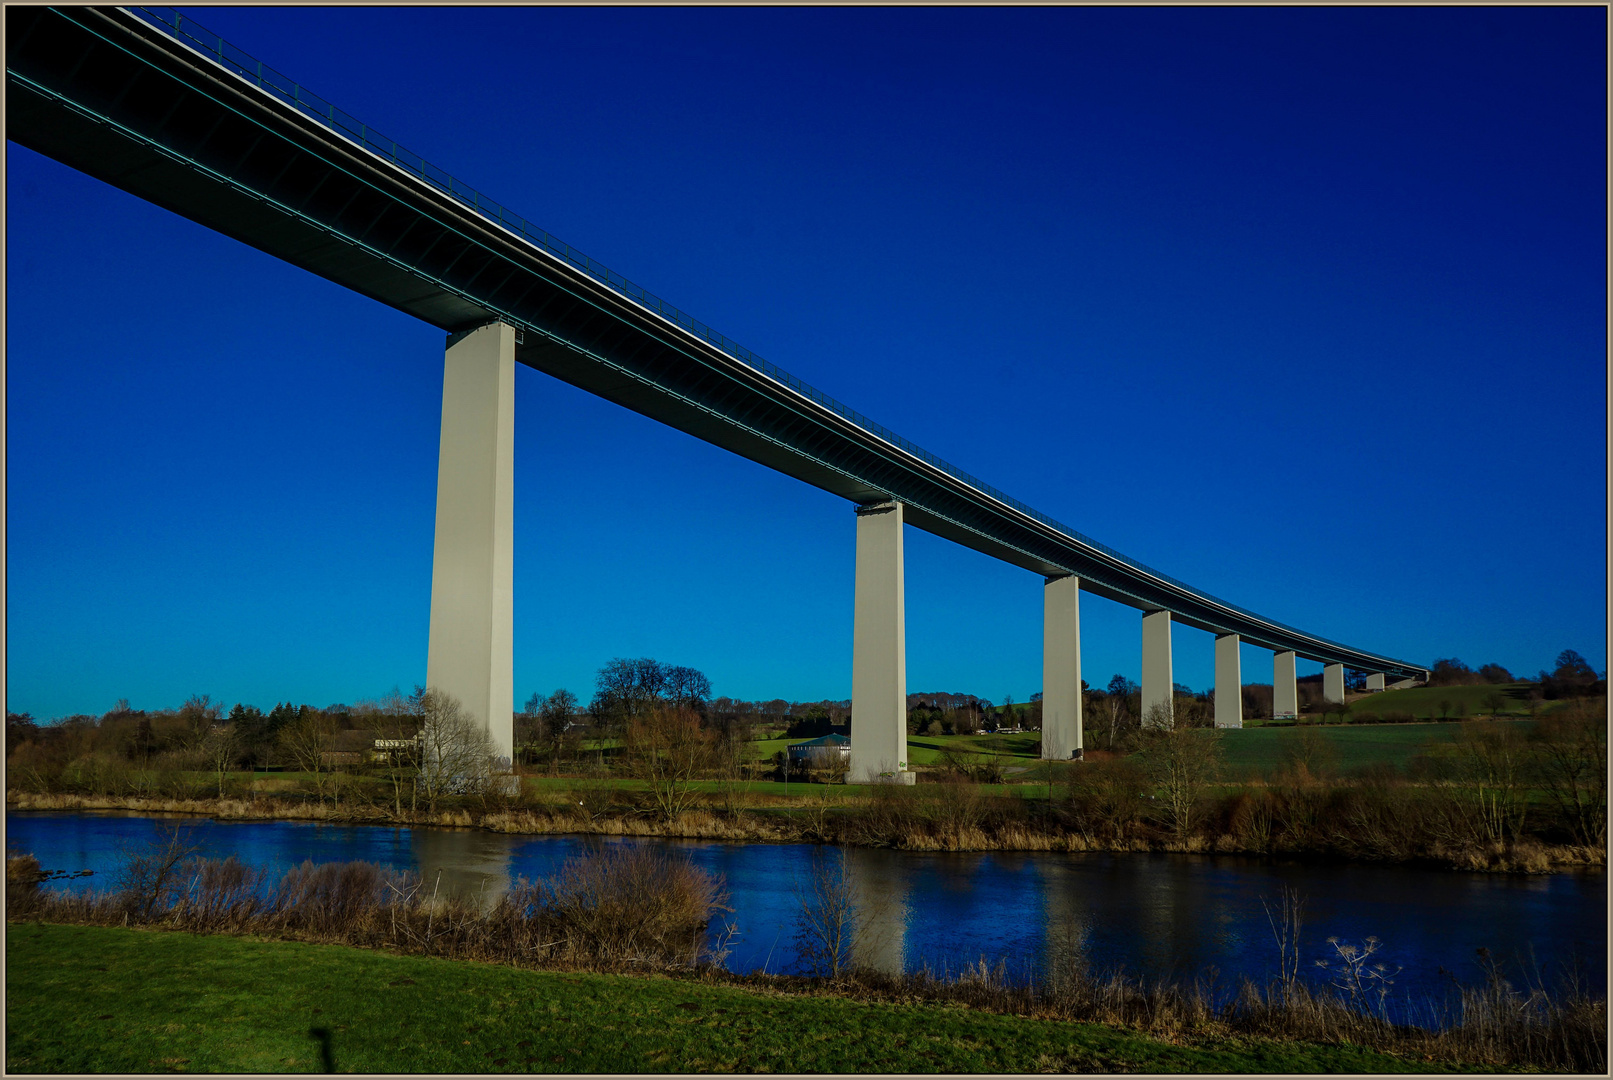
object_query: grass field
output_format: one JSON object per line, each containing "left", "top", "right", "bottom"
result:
{"left": 1215, "top": 721, "right": 1535, "bottom": 781}
{"left": 5, "top": 923, "right": 1456, "bottom": 1074}
{"left": 1338, "top": 683, "right": 1549, "bottom": 721}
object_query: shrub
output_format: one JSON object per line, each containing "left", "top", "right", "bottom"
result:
{"left": 1137, "top": 722, "right": 1223, "bottom": 839}
{"left": 540, "top": 842, "right": 726, "bottom": 966}
{"left": 271, "top": 859, "right": 402, "bottom": 935}
{"left": 844, "top": 782, "right": 922, "bottom": 846}
{"left": 1225, "top": 787, "right": 1278, "bottom": 853}
{"left": 7, "top": 852, "right": 44, "bottom": 911}
{"left": 113, "top": 823, "right": 199, "bottom": 920}
{"left": 1530, "top": 702, "right": 1608, "bottom": 848}
{"left": 625, "top": 705, "right": 719, "bottom": 821}
{"left": 172, "top": 856, "right": 270, "bottom": 931}
{"left": 790, "top": 847, "right": 859, "bottom": 978}
{"left": 1064, "top": 758, "right": 1145, "bottom": 843}
{"left": 921, "top": 776, "right": 988, "bottom": 838}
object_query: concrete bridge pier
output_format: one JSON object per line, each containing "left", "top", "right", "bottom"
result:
{"left": 1273, "top": 650, "right": 1298, "bottom": 720}
{"left": 1141, "top": 610, "right": 1173, "bottom": 727}
{"left": 1323, "top": 663, "right": 1346, "bottom": 704}
{"left": 1366, "top": 673, "right": 1386, "bottom": 692}
{"left": 849, "top": 501, "right": 913, "bottom": 784}
{"left": 426, "top": 321, "right": 516, "bottom": 769}
{"left": 1215, "top": 633, "right": 1242, "bottom": 728}
{"left": 1041, "top": 574, "right": 1082, "bottom": 760}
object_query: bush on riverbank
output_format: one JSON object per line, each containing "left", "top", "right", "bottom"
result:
{"left": 8, "top": 827, "right": 727, "bottom": 971}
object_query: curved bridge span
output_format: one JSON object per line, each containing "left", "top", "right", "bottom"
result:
{"left": 7, "top": 6, "right": 1427, "bottom": 778}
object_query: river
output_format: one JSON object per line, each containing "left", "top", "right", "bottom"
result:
{"left": 8, "top": 810, "right": 1604, "bottom": 1020}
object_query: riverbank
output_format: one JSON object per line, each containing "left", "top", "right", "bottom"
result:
{"left": 9, "top": 789, "right": 1604, "bottom": 874}
{"left": 0, "top": 922, "right": 1529, "bottom": 1073}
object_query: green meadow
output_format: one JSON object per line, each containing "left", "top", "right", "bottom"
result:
{"left": 6, "top": 923, "right": 1456, "bottom": 1074}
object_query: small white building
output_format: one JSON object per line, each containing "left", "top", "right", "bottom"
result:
{"left": 787, "top": 733, "right": 851, "bottom": 768}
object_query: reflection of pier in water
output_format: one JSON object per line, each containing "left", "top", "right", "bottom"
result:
{"left": 1038, "top": 859, "right": 1092, "bottom": 989}
{"left": 846, "top": 847, "right": 910, "bottom": 976}
{"left": 410, "top": 828, "right": 514, "bottom": 910}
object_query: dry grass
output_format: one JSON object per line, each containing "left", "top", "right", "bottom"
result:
{"left": 796, "top": 952, "right": 1606, "bottom": 1073}
{"left": 10, "top": 785, "right": 1601, "bottom": 872}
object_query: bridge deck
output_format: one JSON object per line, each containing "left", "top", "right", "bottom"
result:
{"left": 4, "top": 5, "right": 1426, "bottom": 678}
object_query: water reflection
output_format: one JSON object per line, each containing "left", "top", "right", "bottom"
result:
{"left": 1038, "top": 859, "right": 1091, "bottom": 990}
{"left": 845, "top": 846, "right": 908, "bottom": 976}
{"left": 411, "top": 828, "right": 513, "bottom": 911}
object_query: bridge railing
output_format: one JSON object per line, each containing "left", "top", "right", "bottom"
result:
{"left": 127, "top": 5, "right": 1384, "bottom": 664}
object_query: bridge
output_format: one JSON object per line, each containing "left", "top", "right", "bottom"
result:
{"left": 7, "top": 6, "right": 1428, "bottom": 781}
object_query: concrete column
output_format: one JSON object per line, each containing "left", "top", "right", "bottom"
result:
{"left": 1214, "top": 633, "right": 1242, "bottom": 729}
{"left": 1141, "top": 610, "right": 1173, "bottom": 728}
{"left": 1273, "top": 650, "right": 1298, "bottom": 720}
{"left": 1323, "top": 663, "right": 1346, "bottom": 704}
{"left": 426, "top": 321, "right": 516, "bottom": 769}
{"left": 1366, "top": 673, "right": 1386, "bottom": 692}
{"left": 1042, "top": 575, "right": 1082, "bottom": 760}
{"left": 849, "top": 501, "right": 912, "bottom": 784}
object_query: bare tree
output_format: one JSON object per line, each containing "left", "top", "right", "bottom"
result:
{"left": 1422, "top": 722, "right": 1532, "bottom": 846}
{"left": 625, "top": 704, "right": 718, "bottom": 821}
{"left": 537, "top": 689, "right": 580, "bottom": 772}
{"left": 1140, "top": 702, "right": 1223, "bottom": 839}
{"left": 1531, "top": 704, "right": 1608, "bottom": 848}
{"left": 791, "top": 848, "right": 860, "bottom": 979}
{"left": 590, "top": 658, "right": 667, "bottom": 734}
{"left": 201, "top": 722, "right": 238, "bottom": 799}
{"left": 1089, "top": 687, "right": 1133, "bottom": 752}
{"left": 1282, "top": 724, "right": 1339, "bottom": 782}
{"left": 356, "top": 691, "right": 421, "bottom": 816}
{"left": 115, "top": 822, "right": 200, "bottom": 921}
{"left": 177, "top": 694, "right": 222, "bottom": 752}
{"left": 590, "top": 659, "right": 713, "bottom": 744}
{"left": 715, "top": 721, "right": 756, "bottom": 817}
{"left": 665, "top": 666, "right": 712, "bottom": 710}
{"left": 413, "top": 688, "right": 497, "bottom": 814}
{"left": 279, "top": 709, "right": 343, "bottom": 803}
{"left": 1261, "top": 884, "right": 1307, "bottom": 996}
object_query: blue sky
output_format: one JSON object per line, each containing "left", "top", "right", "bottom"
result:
{"left": 7, "top": 6, "right": 1606, "bottom": 720}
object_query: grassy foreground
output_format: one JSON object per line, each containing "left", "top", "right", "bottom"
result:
{"left": 7, "top": 923, "right": 1450, "bottom": 1074}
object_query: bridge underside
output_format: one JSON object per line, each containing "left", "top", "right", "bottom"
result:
{"left": 4, "top": 5, "right": 1426, "bottom": 681}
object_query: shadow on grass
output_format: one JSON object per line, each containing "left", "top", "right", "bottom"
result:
{"left": 309, "top": 1027, "right": 334, "bottom": 1072}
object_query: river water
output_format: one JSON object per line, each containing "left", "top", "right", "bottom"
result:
{"left": 9, "top": 811, "right": 1604, "bottom": 1019}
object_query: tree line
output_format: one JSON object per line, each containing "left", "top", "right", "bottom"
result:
{"left": 7, "top": 647, "right": 1602, "bottom": 804}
